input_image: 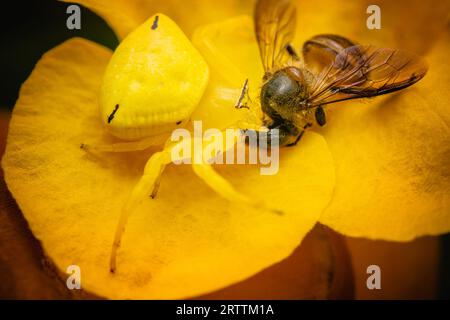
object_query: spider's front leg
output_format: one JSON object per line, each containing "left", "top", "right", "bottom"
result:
{"left": 80, "top": 134, "right": 168, "bottom": 153}
{"left": 110, "top": 150, "right": 171, "bottom": 273}
{"left": 109, "top": 135, "right": 282, "bottom": 273}
{"left": 191, "top": 161, "right": 281, "bottom": 215}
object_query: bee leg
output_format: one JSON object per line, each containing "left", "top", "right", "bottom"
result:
{"left": 286, "top": 123, "right": 312, "bottom": 147}
{"left": 255, "top": 121, "right": 305, "bottom": 147}
{"left": 286, "top": 43, "right": 300, "bottom": 61}
{"left": 243, "top": 128, "right": 288, "bottom": 147}
{"left": 314, "top": 106, "right": 327, "bottom": 127}
{"left": 110, "top": 150, "right": 171, "bottom": 273}
{"left": 81, "top": 135, "right": 166, "bottom": 153}
{"left": 286, "top": 132, "right": 305, "bottom": 147}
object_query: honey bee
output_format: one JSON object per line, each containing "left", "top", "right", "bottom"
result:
{"left": 244, "top": 0, "right": 428, "bottom": 146}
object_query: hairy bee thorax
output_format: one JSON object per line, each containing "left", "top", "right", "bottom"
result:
{"left": 260, "top": 67, "right": 313, "bottom": 127}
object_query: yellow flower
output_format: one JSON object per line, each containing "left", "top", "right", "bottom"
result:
{"left": 2, "top": 0, "right": 449, "bottom": 299}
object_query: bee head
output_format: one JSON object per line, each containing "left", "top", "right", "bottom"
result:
{"left": 260, "top": 69, "right": 307, "bottom": 122}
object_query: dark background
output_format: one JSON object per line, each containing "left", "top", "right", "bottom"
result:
{"left": 0, "top": 0, "right": 118, "bottom": 110}
{"left": 0, "top": 0, "right": 448, "bottom": 299}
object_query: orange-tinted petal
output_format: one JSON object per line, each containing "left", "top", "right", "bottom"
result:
{"left": 63, "top": 0, "right": 253, "bottom": 39}
{"left": 2, "top": 37, "right": 334, "bottom": 299}
{"left": 319, "top": 29, "right": 450, "bottom": 240}
{"left": 295, "top": 0, "right": 449, "bottom": 55}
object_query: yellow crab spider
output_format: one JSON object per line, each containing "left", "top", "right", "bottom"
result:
{"left": 80, "top": 14, "right": 280, "bottom": 273}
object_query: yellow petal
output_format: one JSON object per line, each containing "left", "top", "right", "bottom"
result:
{"left": 295, "top": 0, "right": 450, "bottom": 54}
{"left": 191, "top": 15, "right": 264, "bottom": 130}
{"left": 66, "top": 0, "right": 449, "bottom": 54}
{"left": 2, "top": 37, "right": 334, "bottom": 298}
{"left": 63, "top": 0, "right": 253, "bottom": 40}
{"left": 319, "top": 29, "right": 450, "bottom": 240}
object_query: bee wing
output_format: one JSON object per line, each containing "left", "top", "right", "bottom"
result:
{"left": 254, "top": 0, "right": 297, "bottom": 75}
{"left": 302, "top": 34, "right": 358, "bottom": 74}
{"left": 306, "top": 45, "right": 428, "bottom": 108}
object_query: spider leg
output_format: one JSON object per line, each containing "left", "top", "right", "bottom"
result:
{"left": 286, "top": 123, "right": 312, "bottom": 147}
{"left": 191, "top": 144, "right": 282, "bottom": 215}
{"left": 109, "top": 150, "right": 171, "bottom": 273}
{"left": 235, "top": 78, "right": 250, "bottom": 109}
{"left": 81, "top": 134, "right": 166, "bottom": 153}
{"left": 150, "top": 162, "right": 167, "bottom": 199}
{"left": 109, "top": 132, "right": 282, "bottom": 273}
